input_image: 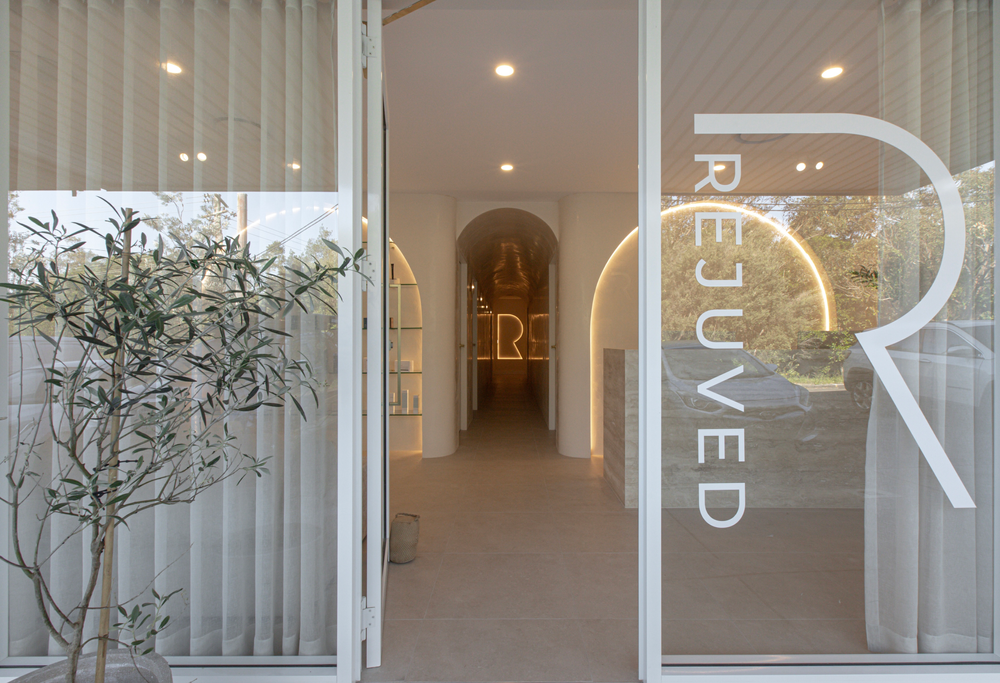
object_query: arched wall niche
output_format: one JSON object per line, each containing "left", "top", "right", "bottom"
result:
{"left": 364, "top": 218, "right": 423, "bottom": 452}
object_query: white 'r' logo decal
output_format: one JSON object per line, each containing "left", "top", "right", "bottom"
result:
{"left": 695, "top": 113, "right": 975, "bottom": 509}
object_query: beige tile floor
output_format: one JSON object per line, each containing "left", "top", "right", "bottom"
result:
{"left": 365, "top": 377, "right": 867, "bottom": 683}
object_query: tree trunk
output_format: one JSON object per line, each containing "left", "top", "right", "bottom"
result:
{"left": 65, "top": 633, "right": 81, "bottom": 683}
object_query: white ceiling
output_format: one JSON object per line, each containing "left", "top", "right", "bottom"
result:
{"left": 382, "top": 1, "right": 639, "bottom": 201}
{"left": 382, "top": 0, "right": 884, "bottom": 201}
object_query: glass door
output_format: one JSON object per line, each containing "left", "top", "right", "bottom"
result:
{"left": 640, "top": 0, "right": 998, "bottom": 676}
{"left": 3, "top": 0, "right": 362, "bottom": 672}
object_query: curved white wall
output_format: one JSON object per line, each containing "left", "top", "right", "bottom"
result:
{"left": 389, "top": 194, "right": 459, "bottom": 458}
{"left": 590, "top": 228, "right": 639, "bottom": 457}
{"left": 557, "top": 194, "right": 637, "bottom": 458}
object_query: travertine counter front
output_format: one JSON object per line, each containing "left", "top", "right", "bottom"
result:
{"left": 603, "top": 349, "right": 638, "bottom": 507}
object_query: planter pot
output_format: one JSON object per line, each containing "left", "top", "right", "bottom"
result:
{"left": 13, "top": 651, "right": 171, "bottom": 683}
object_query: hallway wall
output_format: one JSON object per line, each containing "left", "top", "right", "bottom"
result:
{"left": 389, "top": 193, "right": 459, "bottom": 458}
{"left": 527, "top": 268, "right": 550, "bottom": 425}
{"left": 557, "top": 193, "right": 638, "bottom": 458}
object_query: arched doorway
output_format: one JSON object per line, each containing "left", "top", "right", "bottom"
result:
{"left": 457, "top": 208, "right": 558, "bottom": 430}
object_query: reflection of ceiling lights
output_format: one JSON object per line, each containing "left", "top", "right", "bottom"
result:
{"left": 197, "top": 152, "right": 207, "bottom": 161}
{"left": 495, "top": 64, "right": 514, "bottom": 77}
{"left": 500, "top": 164, "right": 513, "bottom": 171}
{"left": 713, "top": 164, "right": 726, "bottom": 171}
{"left": 815, "top": 161, "right": 824, "bottom": 170}
{"left": 163, "top": 62, "right": 182, "bottom": 74}
{"left": 288, "top": 162, "right": 301, "bottom": 170}
{"left": 179, "top": 153, "right": 189, "bottom": 162}
{"left": 821, "top": 66, "right": 843, "bottom": 79}
{"left": 796, "top": 162, "right": 806, "bottom": 172}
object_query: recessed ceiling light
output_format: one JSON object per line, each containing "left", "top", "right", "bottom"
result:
{"left": 815, "top": 161, "right": 824, "bottom": 170}
{"left": 179, "top": 153, "right": 189, "bottom": 162}
{"left": 197, "top": 152, "right": 207, "bottom": 161}
{"left": 163, "top": 62, "right": 182, "bottom": 74}
{"left": 500, "top": 163, "right": 513, "bottom": 171}
{"left": 821, "top": 66, "right": 843, "bottom": 79}
{"left": 496, "top": 64, "right": 514, "bottom": 77}
{"left": 713, "top": 164, "right": 726, "bottom": 171}
{"left": 796, "top": 162, "right": 806, "bottom": 172}
{"left": 288, "top": 162, "right": 301, "bottom": 170}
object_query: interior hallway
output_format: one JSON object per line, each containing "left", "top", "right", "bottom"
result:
{"left": 368, "top": 376, "right": 639, "bottom": 683}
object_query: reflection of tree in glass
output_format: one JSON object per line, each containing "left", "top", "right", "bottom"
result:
{"left": 784, "top": 195, "right": 880, "bottom": 334}
{"left": 872, "top": 164, "right": 993, "bottom": 324}
{"left": 661, "top": 202, "right": 823, "bottom": 350}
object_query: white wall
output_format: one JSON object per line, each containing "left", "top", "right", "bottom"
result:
{"left": 557, "top": 193, "right": 637, "bottom": 458}
{"left": 590, "top": 228, "right": 639, "bottom": 457}
{"left": 389, "top": 193, "right": 458, "bottom": 458}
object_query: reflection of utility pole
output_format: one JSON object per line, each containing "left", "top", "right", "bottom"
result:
{"left": 213, "top": 193, "right": 222, "bottom": 238}
{"left": 237, "top": 192, "right": 248, "bottom": 249}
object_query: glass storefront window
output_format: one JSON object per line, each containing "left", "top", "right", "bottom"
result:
{"left": 660, "top": 0, "right": 994, "bottom": 658}
{"left": 6, "top": 0, "right": 341, "bottom": 660}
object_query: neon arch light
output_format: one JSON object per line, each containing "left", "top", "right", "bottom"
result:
{"left": 589, "top": 202, "right": 836, "bottom": 456}
{"left": 661, "top": 201, "right": 834, "bottom": 331}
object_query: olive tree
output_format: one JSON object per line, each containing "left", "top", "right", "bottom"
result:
{"left": 2, "top": 204, "right": 363, "bottom": 682}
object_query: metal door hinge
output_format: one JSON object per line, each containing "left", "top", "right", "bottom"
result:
{"left": 360, "top": 596, "right": 376, "bottom": 640}
{"left": 361, "top": 23, "right": 376, "bottom": 69}
{"left": 360, "top": 258, "right": 377, "bottom": 291}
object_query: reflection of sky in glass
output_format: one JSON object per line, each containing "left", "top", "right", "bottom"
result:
{"left": 10, "top": 191, "right": 339, "bottom": 258}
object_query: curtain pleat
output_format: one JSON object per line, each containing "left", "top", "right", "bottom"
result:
{"left": 282, "top": 313, "right": 303, "bottom": 656}
{"left": 869, "top": 0, "right": 994, "bottom": 654}
{"left": 8, "top": 0, "right": 339, "bottom": 658}
{"left": 55, "top": 0, "right": 87, "bottom": 190}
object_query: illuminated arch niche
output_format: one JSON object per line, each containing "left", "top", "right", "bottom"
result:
{"left": 361, "top": 225, "right": 423, "bottom": 453}
{"left": 589, "top": 202, "right": 837, "bottom": 457}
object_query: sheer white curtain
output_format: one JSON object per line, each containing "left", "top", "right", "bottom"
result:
{"left": 9, "top": 0, "right": 339, "bottom": 657}
{"left": 867, "top": 0, "right": 993, "bottom": 654}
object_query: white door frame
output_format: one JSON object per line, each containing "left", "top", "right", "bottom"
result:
{"left": 548, "top": 259, "right": 557, "bottom": 431}
{"left": 363, "top": 0, "right": 388, "bottom": 671}
{"left": 460, "top": 262, "right": 469, "bottom": 430}
{"left": 636, "top": 2, "right": 662, "bottom": 681}
{"left": 472, "top": 279, "right": 479, "bottom": 412}
{"left": 337, "top": 0, "right": 364, "bottom": 680}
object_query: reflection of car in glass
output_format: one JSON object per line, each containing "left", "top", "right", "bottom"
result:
{"left": 661, "top": 342, "right": 816, "bottom": 449}
{"left": 842, "top": 321, "right": 994, "bottom": 411}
